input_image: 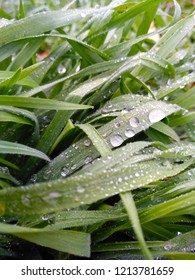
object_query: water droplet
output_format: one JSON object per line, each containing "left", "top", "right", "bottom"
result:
{"left": 84, "top": 139, "right": 91, "bottom": 147}
{"left": 121, "top": 108, "right": 130, "bottom": 115}
{"left": 81, "top": 12, "right": 86, "bottom": 18}
{"left": 29, "top": 174, "right": 37, "bottom": 184}
{"left": 42, "top": 215, "right": 48, "bottom": 221}
{"left": 57, "top": 64, "right": 66, "bottom": 75}
{"left": 110, "top": 135, "right": 123, "bottom": 147}
{"left": 71, "top": 164, "right": 77, "bottom": 170}
{"left": 129, "top": 117, "right": 140, "bottom": 128}
{"left": 177, "top": 231, "right": 182, "bottom": 236}
{"left": 114, "top": 122, "right": 121, "bottom": 128}
{"left": 43, "top": 170, "right": 52, "bottom": 180}
{"left": 117, "top": 177, "right": 123, "bottom": 183}
{"left": 149, "top": 109, "right": 166, "bottom": 123}
{"left": 84, "top": 156, "right": 92, "bottom": 165}
{"left": 61, "top": 167, "right": 69, "bottom": 177}
{"left": 49, "top": 192, "right": 61, "bottom": 198}
{"left": 77, "top": 186, "right": 85, "bottom": 193}
{"left": 125, "top": 129, "right": 135, "bottom": 138}
{"left": 164, "top": 242, "right": 172, "bottom": 251}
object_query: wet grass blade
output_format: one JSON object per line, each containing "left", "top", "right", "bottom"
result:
{"left": 0, "top": 223, "right": 90, "bottom": 257}
{"left": 120, "top": 191, "right": 153, "bottom": 260}
{"left": 0, "top": 96, "right": 92, "bottom": 110}
{"left": 0, "top": 140, "right": 50, "bottom": 162}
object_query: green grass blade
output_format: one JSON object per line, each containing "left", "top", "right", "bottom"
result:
{"left": 77, "top": 123, "right": 111, "bottom": 157}
{"left": 120, "top": 191, "right": 153, "bottom": 260}
{"left": 0, "top": 140, "right": 50, "bottom": 162}
{"left": 0, "top": 8, "right": 104, "bottom": 44}
{"left": 0, "top": 152, "right": 192, "bottom": 216}
{"left": 0, "top": 111, "right": 33, "bottom": 126}
{"left": 0, "top": 96, "right": 92, "bottom": 110}
{"left": 0, "top": 223, "right": 90, "bottom": 257}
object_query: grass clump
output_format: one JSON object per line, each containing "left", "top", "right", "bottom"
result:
{"left": 0, "top": 0, "right": 194, "bottom": 260}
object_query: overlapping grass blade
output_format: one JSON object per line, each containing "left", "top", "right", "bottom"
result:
{"left": 0, "top": 223, "right": 90, "bottom": 257}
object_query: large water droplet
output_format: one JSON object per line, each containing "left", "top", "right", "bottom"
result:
{"left": 149, "top": 109, "right": 166, "bottom": 123}
{"left": 84, "top": 139, "right": 91, "bottom": 147}
{"left": 129, "top": 117, "right": 140, "bottom": 128}
{"left": 110, "top": 135, "right": 123, "bottom": 147}
{"left": 125, "top": 129, "right": 135, "bottom": 138}
{"left": 57, "top": 64, "right": 66, "bottom": 75}
{"left": 61, "top": 167, "right": 69, "bottom": 177}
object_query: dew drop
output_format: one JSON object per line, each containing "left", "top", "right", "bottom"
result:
{"left": 81, "top": 12, "right": 86, "bottom": 18}
{"left": 29, "top": 174, "right": 37, "bottom": 184}
{"left": 77, "top": 186, "right": 85, "bottom": 193}
{"left": 110, "top": 135, "right": 123, "bottom": 147}
{"left": 84, "top": 138, "right": 91, "bottom": 147}
{"left": 125, "top": 129, "right": 135, "bottom": 138}
{"left": 114, "top": 122, "right": 121, "bottom": 128}
{"left": 121, "top": 108, "right": 130, "bottom": 115}
{"left": 49, "top": 192, "right": 61, "bottom": 198}
{"left": 42, "top": 215, "right": 48, "bottom": 221}
{"left": 71, "top": 164, "right": 77, "bottom": 170}
{"left": 129, "top": 117, "right": 140, "bottom": 128}
{"left": 57, "top": 64, "right": 66, "bottom": 75}
{"left": 43, "top": 170, "right": 52, "bottom": 180}
{"left": 84, "top": 156, "right": 92, "bottom": 165}
{"left": 164, "top": 242, "right": 172, "bottom": 251}
{"left": 61, "top": 167, "right": 69, "bottom": 177}
{"left": 117, "top": 177, "right": 123, "bottom": 183}
{"left": 149, "top": 109, "right": 166, "bottom": 123}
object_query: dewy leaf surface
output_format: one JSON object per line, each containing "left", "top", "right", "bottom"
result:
{"left": 36, "top": 99, "right": 179, "bottom": 182}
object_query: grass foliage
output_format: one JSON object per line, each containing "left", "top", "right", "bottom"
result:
{"left": 0, "top": 0, "right": 194, "bottom": 259}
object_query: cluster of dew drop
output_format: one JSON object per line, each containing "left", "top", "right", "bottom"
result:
{"left": 109, "top": 107, "right": 166, "bottom": 148}
{"left": 59, "top": 138, "right": 94, "bottom": 179}
{"left": 37, "top": 101, "right": 177, "bottom": 184}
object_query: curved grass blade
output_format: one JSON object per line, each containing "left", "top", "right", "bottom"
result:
{"left": 45, "top": 210, "right": 127, "bottom": 231}
{"left": 0, "top": 157, "right": 19, "bottom": 171}
{"left": 120, "top": 191, "right": 153, "bottom": 260}
{"left": 139, "top": 190, "right": 195, "bottom": 224}
{"left": 151, "top": 121, "right": 180, "bottom": 142}
{"left": 154, "top": 12, "right": 195, "bottom": 58}
{"left": 77, "top": 123, "right": 111, "bottom": 157}
{"left": 0, "top": 96, "right": 92, "bottom": 110}
{"left": 0, "top": 8, "right": 105, "bottom": 45}
{"left": 0, "top": 223, "right": 90, "bottom": 257}
{"left": 157, "top": 73, "right": 195, "bottom": 100}
{"left": 0, "top": 111, "right": 33, "bottom": 126}
{"left": 88, "top": 0, "right": 162, "bottom": 38}
{"left": 0, "top": 148, "right": 193, "bottom": 217}
{"left": 0, "top": 140, "right": 50, "bottom": 162}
